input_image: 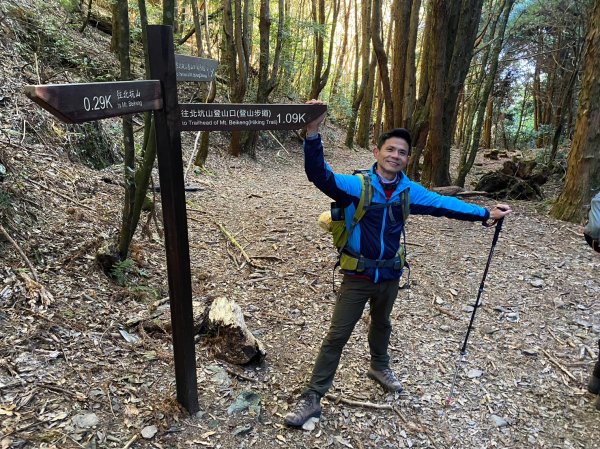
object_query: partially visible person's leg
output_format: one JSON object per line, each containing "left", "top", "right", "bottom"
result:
{"left": 366, "top": 278, "right": 403, "bottom": 392}
{"left": 588, "top": 340, "right": 600, "bottom": 410}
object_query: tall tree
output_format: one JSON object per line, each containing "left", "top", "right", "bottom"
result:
{"left": 455, "top": 0, "right": 515, "bottom": 187}
{"left": 371, "top": 0, "right": 393, "bottom": 129}
{"left": 345, "top": 0, "right": 371, "bottom": 147}
{"left": 421, "top": 0, "right": 485, "bottom": 187}
{"left": 550, "top": 0, "right": 600, "bottom": 222}
{"left": 222, "top": 0, "right": 250, "bottom": 156}
{"left": 115, "top": 0, "right": 136, "bottom": 259}
{"left": 242, "top": 0, "right": 285, "bottom": 156}
{"left": 309, "top": 0, "right": 340, "bottom": 100}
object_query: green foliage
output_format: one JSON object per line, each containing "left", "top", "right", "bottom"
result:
{"left": 58, "top": 0, "right": 79, "bottom": 13}
{"left": 110, "top": 258, "right": 136, "bottom": 286}
{"left": 127, "top": 285, "right": 161, "bottom": 303}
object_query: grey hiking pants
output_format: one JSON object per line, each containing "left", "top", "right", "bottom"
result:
{"left": 305, "top": 275, "right": 400, "bottom": 397}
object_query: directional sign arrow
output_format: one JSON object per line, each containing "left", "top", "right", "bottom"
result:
{"left": 179, "top": 103, "right": 327, "bottom": 131}
{"left": 24, "top": 80, "right": 163, "bottom": 123}
{"left": 175, "top": 54, "right": 219, "bottom": 82}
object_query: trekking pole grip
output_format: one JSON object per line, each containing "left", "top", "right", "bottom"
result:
{"left": 491, "top": 217, "right": 504, "bottom": 246}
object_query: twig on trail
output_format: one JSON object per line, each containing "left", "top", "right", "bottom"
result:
{"left": 121, "top": 434, "right": 139, "bottom": 449}
{"left": 432, "top": 304, "right": 461, "bottom": 321}
{"left": 392, "top": 407, "right": 441, "bottom": 449}
{"left": 542, "top": 349, "right": 577, "bottom": 382}
{"left": 187, "top": 206, "right": 207, "bottom": 214}
{"left": 584, "top": 345, "right": 596, "bottom": 360}
{"left": 405, "top": 241, "right": 425, "bottom": 247}
{"left": 566, "top": 227, "right": 584, "bottom": 237}
{"left": 268, "top": 130, "right": 289, "bottom": 156}
{"left": 24, "top": 176, "right": 95, "bottom": 212}
{"left": 217, "top": 223, "right": 264, "bottom": 269}
{"left": 0, "top": 224, "right": 39, "bottom": 281}
{"left": 36, "top": 382, "right": 89, "bottom": 401}
{"left": 547, "top": 328, "right": 566, "bottom": 345}
{"left": 252, "top": 255, "right": 283, "bottom": 261}
{"left": 324, "top": 393, "right": 393, "bottom": 410}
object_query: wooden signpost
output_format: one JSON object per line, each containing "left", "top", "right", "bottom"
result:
{"left": 24, "top": 24, "right": 326, "bottom": 414}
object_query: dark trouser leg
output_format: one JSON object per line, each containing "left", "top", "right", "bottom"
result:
{"left": 368, "top": 279, "right": 399, "bottom": 370}
{"left": 589, "top": 339, "right": 600, "bottom": 395}
{"left": 305, "top": 276, "right": 374, "bottom": 396}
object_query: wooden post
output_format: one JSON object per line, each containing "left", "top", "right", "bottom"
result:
{"left": 147, "top": 24, "right": 199, "bottom": 414}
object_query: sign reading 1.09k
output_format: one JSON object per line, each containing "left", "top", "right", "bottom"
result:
{"left": 179, "top": 103, "right": 327, "bottom": 131}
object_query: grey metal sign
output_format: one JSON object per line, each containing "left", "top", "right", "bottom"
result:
{"left": 175, "top": 54, "right": 218, "bottom": 82}
{"left": 179, "top": 103, "right": 327, "bottom": 131}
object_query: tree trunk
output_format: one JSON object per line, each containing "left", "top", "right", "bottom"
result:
{"left": 550, "top": 0, "right": 600, "bottom": 222}
{"left": 345, "top": 0, "right": 371, "bottom": 148}
{"left": 402, "top": 0, "right": 421, "bottom": 129}
{"left": 309, "top": 0, "right": 340, "bottom": 100}
{"left": 191, "top": 0, "right": 205, "bottom": 57}
{"left": 163, "top": 0, "right": 175, "bottom": 26}
{"left": 481, "top": 95, "right": 493, "bottom": 149}
{"left": 371, "top": 0, "right": 393, "bottom": 129}
{"left": 406, "top": 0, "right": 432, "bottom": 179}
{"left": 115, "top": 0, "right": 136, "bottom": 260}
{"left": 329, "top": 0, "right": 350, "bottom": 100}
{"left": 512, "top": 83, "right": 528, "bottom": 148}
{"left": 391, "top": 0, "right": 411, "bottom": 127}
{"left": 243, "top": 0, "right": 285, "bottom": 156}
{"left": 357, "top": 56, "right": 377, "bottom": 148}
{"left": 422, "top": 0, "right": 449, "bottom": 187}
{"left": 454, "top": 0, "right": 514, "bottom": 188}
{"left": 422, "top": 0, "right": 485, "bottom": 187}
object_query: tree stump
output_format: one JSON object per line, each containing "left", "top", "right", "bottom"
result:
{"left": 199, "top": 297, "right": 266, "bottom": 365}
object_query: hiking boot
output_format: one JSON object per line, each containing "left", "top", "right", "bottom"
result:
{"left": 367, "top": 367, "right": 403, "bottom": 392}
{"left": 284, "top": 391, "right": 322, "bottom": 427}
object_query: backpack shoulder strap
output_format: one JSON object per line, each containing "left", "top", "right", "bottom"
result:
{"left": 353, "top": 173, "right": 372, "bottom": 222}
{"left": 337, "top": 173, "right": 372, "bottom": 252}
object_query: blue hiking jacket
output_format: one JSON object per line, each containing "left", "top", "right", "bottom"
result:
{"left": 304, "top": 135, "right": 490, "bottom": 283}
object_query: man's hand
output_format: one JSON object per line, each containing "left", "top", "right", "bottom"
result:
{"left": 489, "top": 204, "right": 512, "bottom": 221}
{"left": 305, "top": 99, "right": 327, "bottom": 136}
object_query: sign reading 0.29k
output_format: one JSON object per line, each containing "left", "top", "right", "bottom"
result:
{"left": 25, "top": 81, "right": 163, "bottom": 124}
{"left": 179, "top": 103, "right": 327, "bottom": 131}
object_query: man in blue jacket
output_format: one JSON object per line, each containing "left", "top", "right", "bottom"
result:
{"left": 284, "top": 102, "right": 512, "bottom": 427}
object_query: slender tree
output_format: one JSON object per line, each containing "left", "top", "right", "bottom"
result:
{"left": 550, "top": 0, "right": 600, "bottom": 222}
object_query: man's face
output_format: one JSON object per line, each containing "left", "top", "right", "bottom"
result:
{"left": 373, "top": 137, "right": 410, "bottom": 180}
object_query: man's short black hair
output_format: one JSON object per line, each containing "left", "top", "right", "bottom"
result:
{"left": 377, "top": 128, "right": 412, "bottom": 150}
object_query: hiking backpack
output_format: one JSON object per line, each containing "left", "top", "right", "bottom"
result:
{"left": 318, "top": 171, "right": 410, "bottom": 272}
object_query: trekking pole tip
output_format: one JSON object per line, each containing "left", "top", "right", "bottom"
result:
{"left": 444, "top": 396, "right": 455, "bottom": 408}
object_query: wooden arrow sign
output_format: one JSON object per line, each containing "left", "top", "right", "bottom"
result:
{"left": 179, "top": 103, "right": 327, "bottom": 131}
{"left": 24, "top": 80, "right": 163, "bottom": 123}
{"left": 175, "top": 55, "right": 218, "bottom": 82}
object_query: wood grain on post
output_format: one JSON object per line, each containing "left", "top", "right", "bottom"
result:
{"left": 147, "top": 24, "right": 199, "bottom": 415}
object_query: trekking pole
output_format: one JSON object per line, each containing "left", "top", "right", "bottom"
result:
{"left": 445, "top": 217, "right": 505, "bottom": 407}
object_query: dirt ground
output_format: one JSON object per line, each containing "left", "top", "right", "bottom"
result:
{"left": 2, "top": 118, "right": 600, "bottom": 449}
{"left": 2, "top": 1, "right": 600, "bottom": 448}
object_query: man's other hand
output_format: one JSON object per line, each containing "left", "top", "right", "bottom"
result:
{"left": 489, "top": 204, "right": 512, "bottom": 221}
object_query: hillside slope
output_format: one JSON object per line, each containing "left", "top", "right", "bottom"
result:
{"left": 1, "top": 1, "right": 600, "bottom": 449}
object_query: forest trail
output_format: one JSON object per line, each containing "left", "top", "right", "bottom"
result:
{"left": 2, "top": 124, "right": 600, "bottom": 448}
{"left": 1, "top": 0, "right": 600, "bottom": 446}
